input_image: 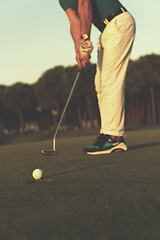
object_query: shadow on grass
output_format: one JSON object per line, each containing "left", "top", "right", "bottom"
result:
{"left": 128, "top": 141, "right": 160, "bottom": 151}
{"left": 26, "top": 141, "right": 160, "bottom": 184}
{"left": 26, "top": 161, "right": 113, "bottom": 184}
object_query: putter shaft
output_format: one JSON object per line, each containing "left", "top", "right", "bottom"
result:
{"left": 53, "top": 71, "right": 80, "bottom": 151}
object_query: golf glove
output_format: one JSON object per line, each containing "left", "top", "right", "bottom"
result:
{"left": 80, "top": 39, "right": 93, "bottom": 57}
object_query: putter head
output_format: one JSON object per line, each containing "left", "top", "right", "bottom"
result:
{"left": 41, "top": 150, "right": 57, "bottom": 155}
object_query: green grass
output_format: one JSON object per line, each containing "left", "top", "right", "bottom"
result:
{"left": 0, "top": 127, "right": 160, "bottom": 240}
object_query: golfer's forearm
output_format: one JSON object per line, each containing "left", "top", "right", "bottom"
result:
{"left": 70, "top": 21, "right": 81, "bottom": 53}
{"left": 66, "top": 9, "right": 81, "bottom": 53}
{"left": 78, "top": 0, "right": 92, "bottom": 36}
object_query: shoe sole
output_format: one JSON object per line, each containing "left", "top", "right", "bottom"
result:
{"left": 85, "top": 142, "right": 127, "bottom": 155}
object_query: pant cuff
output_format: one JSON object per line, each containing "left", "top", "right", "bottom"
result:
{"left": 100, "top": 129, "right": 124, "bottom": 136}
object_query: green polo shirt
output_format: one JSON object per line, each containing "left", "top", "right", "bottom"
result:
{"left": 59, "top": 0, "right": 123, "bottom": 23}
{"left": 59, "top": 0, "right": 77, "bottom": 11}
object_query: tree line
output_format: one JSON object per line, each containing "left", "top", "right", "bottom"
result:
{"left": 0, "top": 54, "right": 160, "bottom": 136}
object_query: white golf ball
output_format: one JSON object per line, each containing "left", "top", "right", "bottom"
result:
{"left": 32, "top": 169, "right": 43, "bottom": 180}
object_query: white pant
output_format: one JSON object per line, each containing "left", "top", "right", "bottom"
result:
{"left": 95, "top": 12, "right": 136, "bottom": 136}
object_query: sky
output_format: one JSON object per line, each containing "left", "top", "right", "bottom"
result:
{"left": 0, "top": 0, "right": 160, "bottom": 86}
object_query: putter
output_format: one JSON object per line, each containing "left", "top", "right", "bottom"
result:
{"left": 42, "top": 71, "right": 80, "bottom": 155}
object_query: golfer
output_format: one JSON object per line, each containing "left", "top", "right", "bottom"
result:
{"left": 59, "top": 0, "right": 136, "bottom": 155}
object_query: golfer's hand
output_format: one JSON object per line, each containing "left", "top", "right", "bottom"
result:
{"left": 76, "top": 51, "right": 90, "bottom": 70}
{"left": 80, "top": 39, "right": 93, "bottom": 57}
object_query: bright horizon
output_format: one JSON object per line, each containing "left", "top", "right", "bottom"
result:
{"left": 0, "top": 0, "right": 160, "bottom": 86}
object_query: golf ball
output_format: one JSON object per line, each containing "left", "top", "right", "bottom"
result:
{"left": 32, "top": 169, "right": 43, "bottom": 180}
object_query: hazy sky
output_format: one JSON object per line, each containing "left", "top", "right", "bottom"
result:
{"left": 1, "top": 0, "right": 160, "bottom": 86}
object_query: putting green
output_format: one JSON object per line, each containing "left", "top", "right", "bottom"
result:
{"left": 0, "top": 127, "right": 160, "bottom": 240}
